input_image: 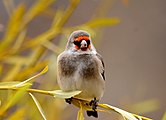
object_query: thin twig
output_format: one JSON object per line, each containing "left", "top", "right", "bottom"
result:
{"left": 0, "top": 87, "right": 54, "bottom": 96}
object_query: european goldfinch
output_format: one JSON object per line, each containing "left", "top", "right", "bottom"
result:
{"left": 57, "top": 30, "right": 105, "bottom": 118}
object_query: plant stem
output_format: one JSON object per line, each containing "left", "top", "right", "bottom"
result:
{"left": 0, "top": 87, "right": 54, "bottom": 96}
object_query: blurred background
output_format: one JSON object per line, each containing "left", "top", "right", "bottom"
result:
{"left": 0, "top": 0, "right": 165, "bottom": 120}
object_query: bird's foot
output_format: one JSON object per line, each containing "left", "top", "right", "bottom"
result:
{"left": 86, "top": 110, "right": 98, "bottom": 118}
{"left": 86, "top": 98, "right": 99, "bottom": 118}
{"left": 89, "top": 97, "right": 98, "bottom": 111}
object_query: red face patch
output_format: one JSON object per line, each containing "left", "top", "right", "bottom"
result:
{"left": 74, "top": 36, "right": 91, "bottom": 50}
{"left": 75, "top": 36, "right": 89, "bottom": 42}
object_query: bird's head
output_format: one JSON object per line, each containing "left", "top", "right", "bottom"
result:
{"left": 66, "top": 30, "right": 96, "bottom": 53}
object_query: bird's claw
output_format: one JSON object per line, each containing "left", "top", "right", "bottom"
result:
{"left": 89, "top": 97, "right": 98, "bottom": 111}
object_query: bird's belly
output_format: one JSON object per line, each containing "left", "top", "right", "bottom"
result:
{"left": 75, "top": 77, "right": 105, "bottom": 101}
{"left": 59, "top": 75, "right": 105, "bottom": 101}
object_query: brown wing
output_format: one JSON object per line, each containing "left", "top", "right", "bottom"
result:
{"left": 96, "top": 53, "right": 105, "bottom": 81}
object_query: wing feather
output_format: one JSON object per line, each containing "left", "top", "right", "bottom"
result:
{"left": 96, "top": 53, "right": 105, "bottom": 81}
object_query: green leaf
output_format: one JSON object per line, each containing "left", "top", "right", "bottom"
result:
{"left": 98, "top": 104, "right": 152, "bottom": 120}
{"left": 49, "top": 90, "right": 81, "bottom": 98}
{"left": 29, "top": 93, "right": 47, "bottom": 120}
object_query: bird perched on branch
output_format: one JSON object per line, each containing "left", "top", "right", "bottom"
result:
{"left": 57, "top": 30, "right": 105, "bottom": 118}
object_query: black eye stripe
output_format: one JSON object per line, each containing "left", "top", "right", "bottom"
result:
{"left": 74, "top": 41, "right": 81, "bottom": 46}
{"left": 86, "top": 40, "right": 90, "bottom": 45}
{"left": 73, "top": 40, "right": 90, "bottom": 47}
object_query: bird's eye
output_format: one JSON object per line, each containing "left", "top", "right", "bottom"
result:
{"left": 86, "top": 40, "right": 90, "bottom": 45}
{"left": 74, "top": 41, "right": 80, "bottom": 46}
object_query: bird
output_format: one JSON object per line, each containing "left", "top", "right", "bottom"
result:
{"left": 57, "top": 30, "right": 105, "bottom": 118}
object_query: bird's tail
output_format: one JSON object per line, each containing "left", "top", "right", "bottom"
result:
{"left": 86, "top": 110, "right": 98, "bottom": 118}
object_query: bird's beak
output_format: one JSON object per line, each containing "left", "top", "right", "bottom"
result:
{"left": 80, "top": 40, "right": 87, "bottom": 49}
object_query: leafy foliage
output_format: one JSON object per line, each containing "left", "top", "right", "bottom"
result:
{"left": 0, "top": 66, "right": 152, "bottom": 120}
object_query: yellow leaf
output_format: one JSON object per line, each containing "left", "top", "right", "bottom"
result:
{"left": 127, "top": 99, "right": 160, "bottom": 114}
{"left": 0, "top": 4, "right": 25, "bottom": 51}
{"left": 85, "top": 18, "right": 120, "bottom": 28}
{"left": 41, "top": 41, "right": 63, "bottom": 54}
{"left": 2, "top": 64, "right": 22, "bottom": 82}
{"left": 16, "top": 61, "right": 48, "bottom": 80}
{"left": 14, "top": 66, "right": 48, "bottom": 87}
{"left": 3, "top": 56, "right": 29, "bottom": 65}
{"left": 24, "top": 0, "right": 80, "bottom": 49}
{"left": 8, "top": 108, "right": 26, "bottom": 120}
{"left": 0, "top": 84, "right": 30, "bottom": 116}
{"left": 50, "top": 90, "right": 81, "bottom": 98}
{"left": 162, "top": 112, "right": 166, "bottom": 120}
{"left": 12, "top": 29, "right": 27, "bottom": 52}
{"left": 24, "top": 0, "right": 55, "bottom": 25}
{"left": 0, "top": 81, "right": 31, "bottom": 89}
{"left": 24, "top": 29, "right": 60, "bottom": 49}
{"left": 98, "top": 104, "right": 152, "bottom": 120}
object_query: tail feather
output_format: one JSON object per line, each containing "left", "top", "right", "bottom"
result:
{"left": 86, "top": 110, "right": 98, "bottom": 118}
